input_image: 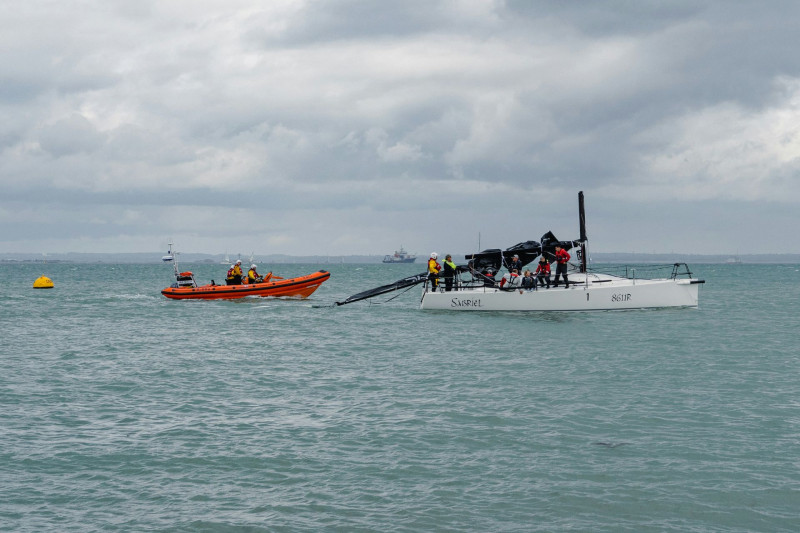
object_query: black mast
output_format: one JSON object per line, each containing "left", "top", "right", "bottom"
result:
{"left": 578, "top": 191, "right": 587, "bottom": 273}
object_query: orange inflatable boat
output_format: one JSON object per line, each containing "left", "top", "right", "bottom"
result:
{"left": 160, "top": 242, "right": 331, "bottom": 300}
{"left": 161, "top": 270, "right": 330, "bottom": 300}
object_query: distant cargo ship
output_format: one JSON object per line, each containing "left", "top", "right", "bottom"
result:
{"left": 383, "top": 246, "right": 416, "bottom": 264}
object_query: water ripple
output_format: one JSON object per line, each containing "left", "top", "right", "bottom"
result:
{"left": 1, "top": 263, "right": 798, "bottom": 532}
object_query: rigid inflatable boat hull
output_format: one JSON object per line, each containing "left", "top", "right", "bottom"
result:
{"left": 161, "top": 270, "right": 330, "bottom": 300}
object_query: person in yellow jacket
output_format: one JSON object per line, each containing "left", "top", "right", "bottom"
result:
{"left": 428, "top": 252, "right": 442, "bottom": 292}
{"left": 226, "top": 260, "right": 243, "bottom": 285}
{"left": 247, "top": 264, "right": 261, "bottom": 284}
{"left": 442, "top": 254, "right": 458, "bottom": 292}
{"left": 247, "top": 264, "right": 273, "bottom": 284}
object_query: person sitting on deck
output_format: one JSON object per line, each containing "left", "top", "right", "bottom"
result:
{"left": 247, "top": 264, "right": 262, "bottom": 284}
{"left": 226, "top": 260, "right": 243, "bottom": 285}
{"left": 499, "top": 269, "right": 522, "bottom": 291}
{"left": 521, "top": 269, "right": 536, "bottom": 291}
{"left": 482, "top": 269, "right": 496, "bottom": 287}
{"left": 535, "top": 256, "right": 551, "bottom": 288}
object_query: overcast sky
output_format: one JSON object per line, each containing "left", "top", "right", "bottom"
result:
{"left": 2, "top": 0, "right": 799, "bottom": 257}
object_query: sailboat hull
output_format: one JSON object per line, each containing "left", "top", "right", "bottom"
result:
{"left": 420, "top": 274, "right": 702, "bottom": 311}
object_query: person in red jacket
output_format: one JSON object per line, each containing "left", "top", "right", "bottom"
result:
{"left": 226, "top": 259, "right": 243, "bottom": 285}
{"left": 535, "top": 256, "right": 551, "bottom": 288}
{"left": 553, "top": 245, "right": 570, "bottom": 288}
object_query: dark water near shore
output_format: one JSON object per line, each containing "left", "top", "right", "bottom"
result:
{"left": 1, "top": 262, "right": 798, "bottom": 532}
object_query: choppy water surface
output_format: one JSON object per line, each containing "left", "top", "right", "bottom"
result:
{"left": 1, "top": 262, "right": 798, "bottom": 532}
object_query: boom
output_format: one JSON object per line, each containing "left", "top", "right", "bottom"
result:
{"left": 335, "top": 272, "right": 429, "bottom": 306}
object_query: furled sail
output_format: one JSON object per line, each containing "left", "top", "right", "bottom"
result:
{"left": 464, "top": 248, "right": 503, "bottom": 273}
{"left": 466, "top": 242, "right": 543, "bottom": 272}
{"left": 539, "top": 231, "right": 579, "bottom": 264}
{"left": 502, "top": 240, "right": 543, "bottom": 269}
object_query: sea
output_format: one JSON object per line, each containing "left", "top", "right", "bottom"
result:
{"left": 1, "top": 261, "right": 798, "bottom": 532}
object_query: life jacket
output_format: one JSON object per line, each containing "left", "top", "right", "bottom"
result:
{"left": 499, "top": 271, "right": 520, "bottom": 288}
{"left": 428, "top": 258, "right": 441, "bottom": 274}
{"left": 536, "top": 262, "right": 551, "bottom": 275}
{"left": 555, "top": 249, "right": 570, "bottom": 264}
{"left": 227, "top": 264, "right": 242, "bottom": 279}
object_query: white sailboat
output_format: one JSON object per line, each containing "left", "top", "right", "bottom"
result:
{"left": 420, "top": 192, "right": 703, "bottom": 311}
{"left": 162, "top": 241, "right": 176, "bottom": 262}
{"left": 336, "top": 192, "right": 704, "bottom": 311}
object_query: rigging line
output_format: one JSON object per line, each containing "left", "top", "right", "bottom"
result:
{"left": 382, "top": 283, "right": 419, "bottom": 303}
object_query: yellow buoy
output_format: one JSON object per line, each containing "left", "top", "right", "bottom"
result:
{"left": 33, "top": 276, "right": 54, "bottom": 289}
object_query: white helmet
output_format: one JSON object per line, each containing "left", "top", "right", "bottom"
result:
{"left": 430, "top": 252, "right": 438, "bottom": 259}
{"left": 236, "top": 259, "right": 242, "bottom": 264}
{"left": 250, "top": 264, "right": 257, "bottom": 269}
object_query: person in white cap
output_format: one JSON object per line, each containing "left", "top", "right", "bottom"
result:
{"left": 427, "top": 252, "right": 442, "bottom": 291}
{"left": 226, "top": 259, "right": 244, "bottom": 285}
{"left": 247, "top": 264, "right": 261, "bottom": 284}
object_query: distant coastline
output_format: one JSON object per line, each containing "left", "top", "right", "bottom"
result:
{"left": 2, "top": 253, "right": 799, "bottom": 264}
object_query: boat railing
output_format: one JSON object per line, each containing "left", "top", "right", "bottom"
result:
{"left": 424, "top": 263, "right": 697, "bottom": 292}
{"left": 427, "top": 263, "right": 692, "bottom": 292}
{"left": 423, "top": 272, "right": 498, "bottom": 293}
{"left": 583, "top": 262, "right": 695, "bottom": 280}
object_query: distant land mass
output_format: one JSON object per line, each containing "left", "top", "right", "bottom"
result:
{"left": 1, "top": 252, "right": 799, "bottom": 264}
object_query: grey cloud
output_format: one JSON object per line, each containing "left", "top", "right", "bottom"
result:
{"left": 503, "top": 0, "right": 701, "bottom": 37}
{"left": 38, "top": 115, "right": 106, "bottom": 156}
{"left": 246, "top": 0, "right": 489, "bottom": 46}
